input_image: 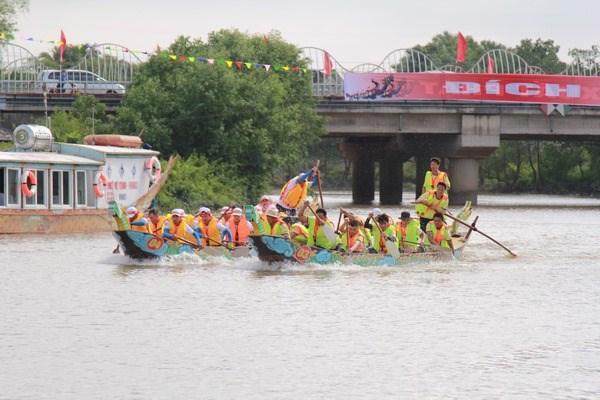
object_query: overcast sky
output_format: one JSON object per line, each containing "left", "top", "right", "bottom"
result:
{"left": 13, "top": 0, "right": 600, "bottom": 68}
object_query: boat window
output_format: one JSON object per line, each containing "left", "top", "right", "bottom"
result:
{"left": 76, "top": 170, "right": 86, "bottom": 206}
{"left": 7, "top": 168, "right": 19, "bottom": 206}
{"left": 86, "top": 171, "right": 96, "bottom": 207}
{"left": 25, "top": 169, "right": 46, "bottom": 207}
{"left": 0, "top": 167, "right": 5, "bottom": 206}
{"left": 52, "top": 170, "right": 71, "bottom": 207}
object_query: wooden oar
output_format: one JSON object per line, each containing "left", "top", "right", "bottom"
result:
{"left": 175, "top": 235, "right": 249, "bottom": 257}
{"left": 305, "top": 203, "right": 337, "bottom": 243}
{"left": 335, "top": 210, "right": 343, "bottom": 235}
{"left": 444, "top": 212, "right": 517, "bottom": 257}
{"left": 373, "top": 219, "right": 401, "bottom": 259}
{"left": 316, "top": 169, "right": 325, "bottom": 208}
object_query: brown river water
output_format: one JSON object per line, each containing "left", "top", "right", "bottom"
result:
{"left": 1, "top": 193, "right": 599, "bottom": 399}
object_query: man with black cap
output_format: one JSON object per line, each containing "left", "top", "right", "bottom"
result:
{"left": 396, "top": 211, "right": 424, "bottom": 253}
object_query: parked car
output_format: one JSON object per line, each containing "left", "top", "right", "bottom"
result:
{"left": 38, "top": 69, "right": 126, "bottom": 94}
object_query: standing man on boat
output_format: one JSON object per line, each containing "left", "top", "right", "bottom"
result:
{"left": 276, "top": 166, "right": 317, "bottom": 216}
{"left": 265, "top": 208, "right": 290, "bottom": 238}
{"left": 421, "top": 156, "right": 451, "bottom": 194}
{"left": 412, "top": 182, "right": 449, "bottom": 232}
{"left": 396, "top": 211, "right": 424, "bottom": 253}
{"left": 298, "top": 201, "right": 338, "bottom": 249}
{"left": 196, "top": 207, "right": 233, "bottom": 247}
{"left": 163, "top": 208, "right": 202, "bottom": 247}
{"left": 424, "top": 212, "right": 455, "bottom": 252}
{"left": 126, "top": 206, "right": 150, "bottom": 233}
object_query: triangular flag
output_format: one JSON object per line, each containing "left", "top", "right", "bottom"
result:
{"left": 323, "top": 51, "right": 333, "bottom": 76}
{"left": 226, "top": 60, "right": 233, "bottom": 68}
{"left": 456, "top": 32, "right": 467, "bottom": 63}
{"left": 245, "top": 62, "right": 252, "bottom": 69}
{"left": 207, "top": 59, "right": 215, "bottom": 64}
{"left": 235, "top": 61, "right": 243, "bottom": 69}
{"left": 264, "top": 64, "right": 271, "bottom": 72}
{"left": 59, "top": 30, "right": 67, "bottom": 64}
{"left": 0, "top": 33, "right": 6, "bottom": 40}
{"left": 540, "top": 104, "right": 556, "bottom": 115}
{"left": 555, "top": 104, "right": 570, "bottom": 116}
{"left": 169, "top": 55, "right": 176, "bottom": 60}
{"left": 487, "top": 56, "right": 495, "bottom": 73}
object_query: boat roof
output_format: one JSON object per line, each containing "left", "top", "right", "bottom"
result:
{"left": 68, "top": 144, "right": 159, "bottom": 155}
{"left": 0, "top": 151, "right": 103, "bottom": 165}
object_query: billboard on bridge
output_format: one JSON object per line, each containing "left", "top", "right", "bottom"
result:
{"left": 344, "top": 72, "right": 600, "bottom": 106}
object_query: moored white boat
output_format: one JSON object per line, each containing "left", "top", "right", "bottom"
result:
{"left": 0, "top": 125, "right": 174, "bottom": 234}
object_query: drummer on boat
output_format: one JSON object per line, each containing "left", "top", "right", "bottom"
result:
{"left": 421, "top": 156, "right": 451, "bottom": 194}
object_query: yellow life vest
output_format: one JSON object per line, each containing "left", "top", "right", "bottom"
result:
{"left": 396, "top": 219, "right": 421, "bottom": 250}
{"left": 279, "top": 178, "right": 308, "bottom": 209}
{"left": 416, "top": 190, "right": 449, "bottom": 219}
{"left": 129, "top": 213, "right": 150, "bottom": 233}
{"left": 199, "top": 217, "right": 222, "bottom": 246}
{"left": 307, "top": 216, "right": 336, "bottom": 249}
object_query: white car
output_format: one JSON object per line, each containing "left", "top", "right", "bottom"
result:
{"left": 38, "top": 69, "right": 126, "bottom": 94}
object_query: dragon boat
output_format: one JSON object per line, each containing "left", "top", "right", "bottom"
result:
{"left": 248, "top": 202, "right": 476, "bottom": 267}
{"left": 109, "top": 201, "right": 249, "bottom": 260}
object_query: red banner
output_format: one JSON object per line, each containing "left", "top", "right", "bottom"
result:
{"left": 344, "top": 72, "right": 600, "bottom": 106}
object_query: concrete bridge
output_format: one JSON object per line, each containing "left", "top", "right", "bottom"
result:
{"left": 317, "top": 100, "right": 600, "bottom": 205}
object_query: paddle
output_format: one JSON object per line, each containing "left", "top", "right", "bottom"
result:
{"left": 335, "top": 209, "right": 343, "bottom": 235}
{"left": 304, "top": 203, "right": 337, "bottom": 243}
{"left": 372, "top": 218, "right": 401, "bottom": 259}
{"left": 173, "top": 235, "right": 249, "bottom": 258}
{"left": 444, "top": 212, "right": 517, "bottom": 257}
{"left": 315, "top": 160, "right": 325, "bottom": 208}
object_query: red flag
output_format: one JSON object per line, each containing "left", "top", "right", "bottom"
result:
{"left": 456, "top": 32, "right": 467, "bottom": 63}
{"left": 487, "top": 56, "right": 495, "bottom": 73}
{"left": 59, "top": 30, "right": 67, "bottom": 64}
{"left": 323, "top": 51, "right": 332, "bottom": 76}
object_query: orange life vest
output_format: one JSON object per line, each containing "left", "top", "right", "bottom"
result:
{"left": 199, "top": 216, "right": 222, "bottom": 246}
{"left": 279, "top": 178, "right": 308, "bottom": 209}
{"left": 227, "top": 217, "right": 251, "bottom": 245}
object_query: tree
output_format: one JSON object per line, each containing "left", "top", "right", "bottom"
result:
{"left": 513, "top": 38, "right": 566, "bottom": 74}
{"left": 0, "top": 0, "right": 28, "bottom": 36}
{"left": 112, "top": 29, "right": 326, "bottom": 204}
{"left": 38, "top": 44, "right": 95, "bottom": 69}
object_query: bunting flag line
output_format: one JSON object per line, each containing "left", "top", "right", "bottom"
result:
{"left": 456, "top": 32, "right": 467, "bottom": 63}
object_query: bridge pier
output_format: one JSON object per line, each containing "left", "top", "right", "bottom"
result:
{"left": 340, "top": 140, "right": 406, "bottom": 204}
{"left": 448, "top": 158, "right": 480, "bottom": 205}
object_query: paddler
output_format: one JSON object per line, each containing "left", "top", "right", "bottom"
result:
{"left": 339, "top": 219, "right": 366, "bottom": 254}
{"left": 147, "top": 208, "right": 166, "bottom": 237}
{"left": 396, "top": 211, "right": 424, "bottom": 253}
{"left": 424, "top": 212, "right": 455, "bottom": 252}
{"left": 196, "top": 207, "right": 233, "bottom": 247}
{"left": 162, "top": 208, "right": 202, "bottom": 246}
{"left": 126, "top": 206, "right": 150, "bottom": 233}
{"left": 225, "top": 207, "right": 253, "bottom": 246}
{"left": 412, "top": 181, "right": 449, "bottom": 232}
{"left": 298, "top": 200, "right": 338, "bottom": 250}
{"left": 276, "top": 166, "right": 317, "bottom": 216}
{"left": 265, "top": 208, "right": 290, "bottom": 238}
{"left": 365, "top": 213, "right": 397, "bottom": 254}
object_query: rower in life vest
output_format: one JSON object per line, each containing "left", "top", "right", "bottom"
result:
{"left": 256, "top": 195, "right": 272, "bottom": 214}
{"left": 412, "top": 181, "right": 449, "bottom": 232}
{"left": 147, "top": 208, "right": 166, "bottom": 237}
{"left": 367, "top": 213, "right": 397, "bottom": 254}
{"left": 424, "top": 212, "right": 455, "bottom": 252}
{"left": 196, "top": 207, "right": 233, "bottom": 247}
{"left": 288, "top": 219, "right": 309, "bottom": 246}
{"left": 126, "top": 206, "right": 150, "bottom": 233}
{"left": 225, "top": 207, "right": 254, "bottom": 246}
{"left": 162, "top": 208, "right": 202, "bottom": 246}
{"left": 276, "top": 166, "right": 316, "bottom": 216}
{"left": 396, "top": 211, "right": 424, "bottom": 253}
{"left": 265, "top": 207, "right": 290, "bottom": 238}
{"left": 298, "top": 201, "right": 338, "bottom": 250}
{"left": 340, "top": 219, "right": 366, "bottom": 254}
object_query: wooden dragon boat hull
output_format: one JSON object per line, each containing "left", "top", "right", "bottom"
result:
{"left": 248, "top": 231, "right": 470, "bottom": 267}
{"left": 112, "top": 230, "right": 247, "bottom": 260}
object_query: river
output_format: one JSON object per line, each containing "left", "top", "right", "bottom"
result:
{"left": 1, "top": 193, "right": 599, "bottom": 399}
